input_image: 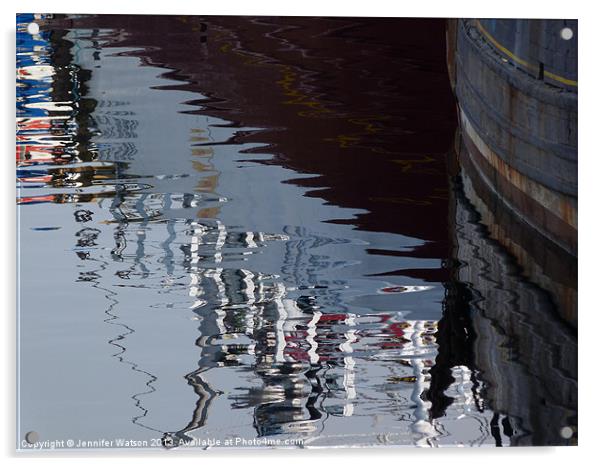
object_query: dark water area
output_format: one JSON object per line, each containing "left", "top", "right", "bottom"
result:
{"left": 16, "top": 14, "right": 576, "bottom": 449}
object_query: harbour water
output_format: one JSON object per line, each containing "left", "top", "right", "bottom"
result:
{"left": 16, "top": 14, "right": 577, "bottom": 449}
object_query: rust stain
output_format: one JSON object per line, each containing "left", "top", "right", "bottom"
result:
{"left": 460, "top": 109, "right": 577, "bottom": 229}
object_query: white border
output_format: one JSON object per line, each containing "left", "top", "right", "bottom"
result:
{"left": 3, "top": 1, "right": 597, "bottom": 464}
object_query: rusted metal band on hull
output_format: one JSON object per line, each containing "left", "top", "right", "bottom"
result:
{"left": 460, "top": 108, "right": 577, "bottom": 256}
{"left": 461, "top": 110, "right": 577, "bottom": 229}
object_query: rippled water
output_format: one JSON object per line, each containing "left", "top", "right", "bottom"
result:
{"left": 17, "top": 14, "right": 577, "bottom": 449}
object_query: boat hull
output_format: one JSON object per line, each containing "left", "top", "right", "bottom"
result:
{"left": 447, "top": 19, "right": 577, "bottom": 324}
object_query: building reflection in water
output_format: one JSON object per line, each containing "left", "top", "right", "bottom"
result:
{"left": 16, "top": 14, "right": 575, "bottom": 448}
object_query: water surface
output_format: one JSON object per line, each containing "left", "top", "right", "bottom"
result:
{"left": 16, "top": 14, "right": 576, "bottom": 449}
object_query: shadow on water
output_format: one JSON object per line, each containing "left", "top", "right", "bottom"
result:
{"left": 16, "top": 14, "right": 576, "bottom": 448}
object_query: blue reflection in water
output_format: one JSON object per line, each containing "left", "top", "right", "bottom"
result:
{"left": 16, "top": 14, "right": 576, "bottom": 449}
